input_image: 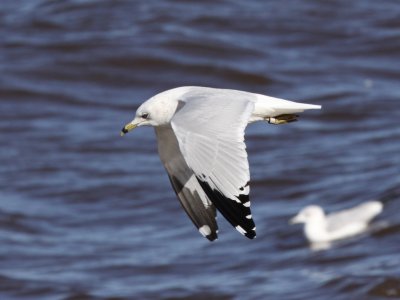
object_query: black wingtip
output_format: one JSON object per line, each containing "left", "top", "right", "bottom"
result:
{"left": 196, "top": 177, "right": 256, "bottom": 240}
{"left": 198, "top": 224, "right": 218, "bottom": 241}
{"left": 245, "top": 231, "right": 256, "bottom": 239}
{"left": 206, "top": 234, "right": 218, "bottom": 242}
{"left": 235, "top": 224, "right": 256, "bottom": 239}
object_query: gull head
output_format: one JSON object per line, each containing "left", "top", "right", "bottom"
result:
{"left": 290, "top": 205, "right": 325, "bottom": 225}
{"left": 121, "top": 89, "right": 184, "bottom": 136}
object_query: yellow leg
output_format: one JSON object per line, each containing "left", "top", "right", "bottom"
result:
{"left": 266, "top": 114, "right": 299, "bottom": 125}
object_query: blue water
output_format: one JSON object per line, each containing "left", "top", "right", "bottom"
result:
{"left": 1, "top": 1, "right": 399, "bottom": 299}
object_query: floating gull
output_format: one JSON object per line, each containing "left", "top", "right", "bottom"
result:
{"left": 290, "top": 201, "right": 383, "bottom": 244}
{"left": 121, "top": 86, "right": 320, "bottom": 240}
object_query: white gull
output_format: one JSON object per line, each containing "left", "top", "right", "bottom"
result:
{"left": 290, "top": 201, "right": 383, "bottom": 244}
{"left": 121, "top": 86, "right": 320, "bottom": 241}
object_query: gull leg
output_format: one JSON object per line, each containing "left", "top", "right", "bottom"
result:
{"left": 265, "top": 114, "right": 299, "bottom": 125}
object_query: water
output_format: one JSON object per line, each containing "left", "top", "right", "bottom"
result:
{"left": 1, "top": 0, "right": 400, "bottom": 299}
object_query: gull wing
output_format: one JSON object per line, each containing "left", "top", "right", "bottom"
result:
{"left": 326, "top": 201, "right": 383, "bottom": 232}
{"left": 170, "top": 88, "right": 256, "bottom": 239}
{"left": 155, "top": 126, "right": 218, "bottom": 241}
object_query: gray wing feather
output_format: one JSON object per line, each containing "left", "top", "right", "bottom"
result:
{"left": 327, "top": 202, "right": 382, "bottom": 232}
{"left": 155, "top": 126, "right": 218, "bottom": 241}
{"left": 170, "top": 88, "right": 257, "bottom": 238}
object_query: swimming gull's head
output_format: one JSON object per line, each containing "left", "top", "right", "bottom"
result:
{"left": 289, "top": 205, "right": 325, "bottom": 225}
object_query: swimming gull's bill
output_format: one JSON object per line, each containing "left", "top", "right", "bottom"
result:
{"left": 290, "top": 201, "right": 383, "bottom": 244}
{"left": 121, "top": 86, "right": 321, "bottom": 241}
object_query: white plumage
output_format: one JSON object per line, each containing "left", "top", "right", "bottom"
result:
{"left": 290, "top": 201, "right": 383, "bottom": 244}
{"left": 121, "top": 86, "right": 321, "bottom": 240}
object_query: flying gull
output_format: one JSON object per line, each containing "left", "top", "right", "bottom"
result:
{"left": 121, "top": 86, "right": 321, "bottom": 241}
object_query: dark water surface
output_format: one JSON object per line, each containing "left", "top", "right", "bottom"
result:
{"left": 1, "top": 1, "right": 400, "bottom": 299}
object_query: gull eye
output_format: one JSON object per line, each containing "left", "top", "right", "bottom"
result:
{"left": 141, "top": 113, "right": 149, "bottom": 119}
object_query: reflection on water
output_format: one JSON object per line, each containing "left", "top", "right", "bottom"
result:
{"left": 1, "top": 0, "right": 399, "bottom": 299}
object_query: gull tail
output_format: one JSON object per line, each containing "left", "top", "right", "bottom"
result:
{"left": 254, "top": 94, "right": 321, "bottom": 119}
